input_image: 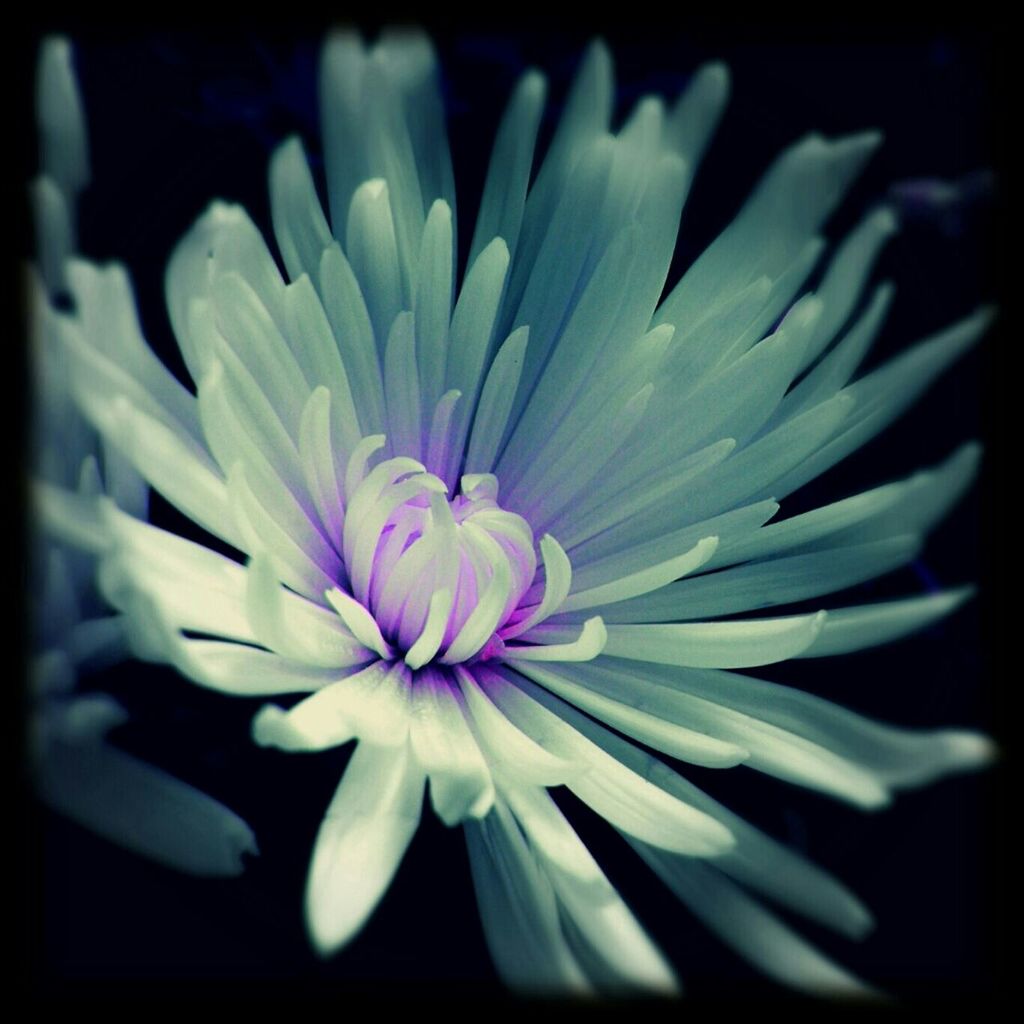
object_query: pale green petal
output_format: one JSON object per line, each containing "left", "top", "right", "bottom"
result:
{"left": 469, "top": 70, "right": 547, "bottom": 268}
{"left": 597, "top": 611, "right": 826, "bottom": 668}
{"left": 413, "top": 200, "right": 453, "bottom": 414}
{"left": 465, "top": 326, "right": 529, "bottom": 475}
{"left": 506, "top": 40, "right": 613, "bottom": 327}
{"left": 799, "top": 589, "right": 977, "bottom": 657}
{"left": 656, "top": 131, "right": 880, "bottom": 331}
{"left": 600, "top": 535, "right": 920, "bottom": 622}
{"left": 567, "top": 501, "right": 777, "bottom": 588}
{"left": 165, "top": 202, "right": 288, "bottom": 385}
{"left": 345, "top": 178, "right": 405, "bottom": 347}
{"left": 770, "top": 307, "right": 992, "bottom": 499}
{"left": 36, "top": 36, "right": 89, "bottom": 195}
{"left": 31, "top": 176, "right": 73, "bottom": 294}
{"left": 319, "top": 242, "right": 388, "bottom": 435}
{"left": 665, "top": 61, "right": 730, "bottom": 166}
{"left": 211, "top": 271, "right": 311, "bottom": 441}
{"left": 537, "top": 657, "right": 888, "bottom": 807}
{"left": 561, "top": 536, "right": 719, "bottom": 614}
{"left": 613, "top": 656, "right": 994, "bottom": 792}
{"left": 632, "top": 850, "right": 875, "bottom": 996}
{"left": 440, "top": 237, "right": 510, "bottom": 489}
{"left": 383, "top": 311, "right": 423, "bottom": 461}
{"left": 269, "top": 136, "right": 332, "bottom": 283}
{"left": 227, "top": 463, "right": 339, "bottom": 603}
{"left": 39, "top": 721, "right": 258, "bottom": 878}
{"left": 537, "top": 683, "right": 876, "bottom": 936}
{"left": 795, "top": 207, "right": 897, "bottom": 374}
{"left": 284, "top": 275, "right": 364, "bottom": 455}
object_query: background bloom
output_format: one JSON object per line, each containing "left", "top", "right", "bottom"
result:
{"left": 29, "top": 37, "right": 257, "bottom": 881}
{"left": 28, "top": 19, "right": 995, "bottom": 995}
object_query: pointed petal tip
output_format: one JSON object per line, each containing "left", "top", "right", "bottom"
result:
{"left": 306, "top": 912, "right": 347, "bottom": 960}
{"left": 835, "top": 129, "right": 884, "bottom": 157}
{"left": 271, "top": 133, "right": 303, "bottom": 163}
{"left": 519, "top": 67, "right": 547, "bottom": 102}
{"left": 585, "top": 36, "right": 613, "bottom": 67}
{"left": 870, "top": 204, "right": 900, "bottom": 236}
{"left": 938, "top": 730, "right": 998, "bottom": 773}
{"left": 974, "top": 302, "right": 998, "bottom": 331}
{"left": 696, "top": 60, "right": 730, "bottom": 92}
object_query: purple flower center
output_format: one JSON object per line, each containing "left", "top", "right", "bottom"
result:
{"left": 341, "top": 463, "right": 538, "bottom": 668}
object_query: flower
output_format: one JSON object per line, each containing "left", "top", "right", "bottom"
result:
{"left": 34, "top": 29, "right": 993, "bottom": 995}
{"left": 30, "top": 37, "right": 257, "bottom": 879}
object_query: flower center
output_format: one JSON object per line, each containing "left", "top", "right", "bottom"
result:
{"left": 341, "top": 461, "right": 537, "bottom": 669}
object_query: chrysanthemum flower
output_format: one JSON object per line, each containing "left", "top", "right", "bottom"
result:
{"left": 30, "top": 37, "right": 257, "bottom": 879}
{"left": 36, "top": 29, "right": 993, "bottom": 995}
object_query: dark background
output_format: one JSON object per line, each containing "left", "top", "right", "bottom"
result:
{"left": 18, "top": 12, "right": 1004, "bottom": 1004}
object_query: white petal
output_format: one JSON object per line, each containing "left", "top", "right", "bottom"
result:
{"left": 628, "top": 657, "right": 994, "bottom": 793}
{"left": 464, "top": 801, "right": 590, "bottom": 994}
{"left": 305, "top": 740, "right": 424, "bottom": 956}
{"left": 408, "top": 670, "right": 494, "bottom": 825}
{"left": 486, "top": 669, "right": 735, "bottom": 856}
{"left": 550, "top": 657, "right": 888, "bottom": 808}
{"left": 246, "top": 554, "right": 370, "bottom": 668}
{"left": 508, "top": 616, "right": 607, "bottom": 662}
{"left": 501, "top": 534, "right": 572, "bottom": 640}
{"left": 324, "top": 587, "right": 396, "bottom": 660}
{"left": 500, "top": 782, "right": 679, "bottom": 995}
{"left": 513, "top": 660, "right": 749, "bottom": 769}
{"left": 455, "top": 666, "right": 581, "bottom": 787}
{"left": 252, "top": 660, "right": 409, "bottom": 751}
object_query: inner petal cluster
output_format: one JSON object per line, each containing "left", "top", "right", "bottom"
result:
{"left": 339, "top": 458, "right": 538, "bottom": 669}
